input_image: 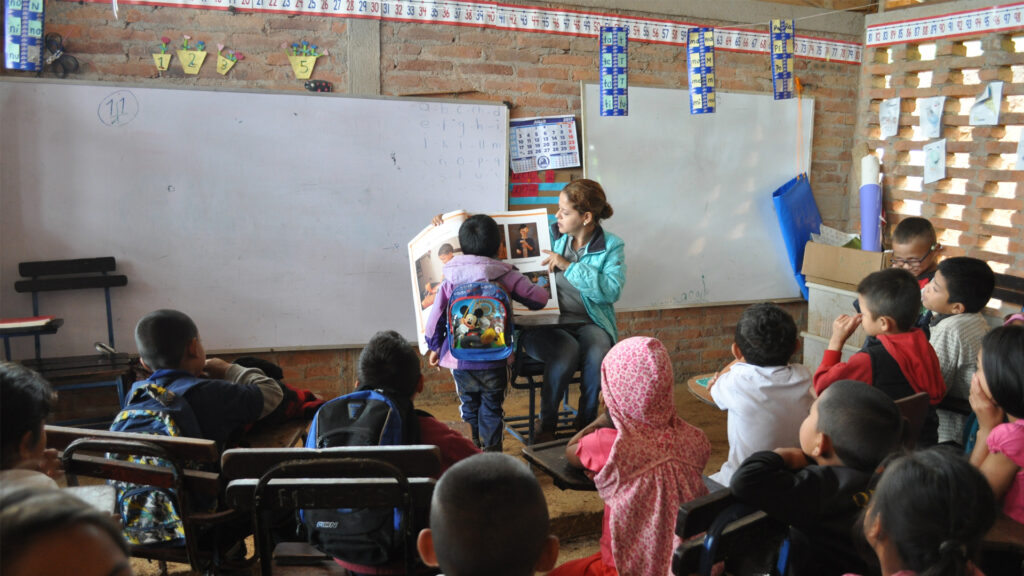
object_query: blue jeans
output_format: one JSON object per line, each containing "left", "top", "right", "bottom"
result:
{"left": 451, "top": 368, "right": 507, "bottom": 449}
{"left": 520, "top": 323, "right": 613, "bottom": 432}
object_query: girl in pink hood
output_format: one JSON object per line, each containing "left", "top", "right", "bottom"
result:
{"left": 551, "top": 336, "right": 711, "bottom": 576}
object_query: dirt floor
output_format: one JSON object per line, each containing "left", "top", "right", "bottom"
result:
{"left": 128, "top": 379, "right": 728, "bottom": 575}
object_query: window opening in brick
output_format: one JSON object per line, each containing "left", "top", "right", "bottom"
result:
{"left": 903, "top": 176, "right": 923, "bottom": 193}
{"left": 958, "top": 97, "right": 976, "bottom": 115}
{"left": 984, "top": 209, "right": 1015, "bottom": 228}
{"left": 963, "top": 40, "right": 984, "bottom": 57}
{"left": 886, "top": 47, "right": 893, "bottom": 64}
{"left": 897, "top": 198, "right": 923, "bottom": 215}
{"left": 949, "top": 178, "right": 968, "bottom": 195}
{"left": 982, "top": 235, "right": 1009, "bottom": 256}
{"left": 953, "top": 153, "right": 970, "bottom": 168}
{"left": 918, "top": 43, "right": 936, "bottom": 61}
{"left": 962, "top": 68, "right": 981, "bottom": 85}
{"left": 909, "top": 149, "right": 925, "bottom": 166}
{"left": 992, "top": 181, "right": 1017, "bottom": 199}
{"left": 936, "top": 204, "right": 964, "bottom": 221}
{"left": 1012, "top": 36, "right": 1024, "bottom": 53}
{"left": 884, "top": 74, "right": 891, "bottom": 89}
{"left": 917, "top": 70, "right": 933, "bottom": 88}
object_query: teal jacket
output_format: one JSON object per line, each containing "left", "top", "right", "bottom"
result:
{"left": 551, "top": 223, "right": 626, "bottom": 342}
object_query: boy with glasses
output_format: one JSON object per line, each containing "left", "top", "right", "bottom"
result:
{"left": 891, "top": 217, "right": 943, "bottom": 289}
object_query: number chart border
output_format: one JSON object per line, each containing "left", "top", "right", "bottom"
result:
{"left": 65, "top": 0, "right": 863, "bottom": 65}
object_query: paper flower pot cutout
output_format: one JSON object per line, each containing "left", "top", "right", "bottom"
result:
{"left": 152, "top": 53, "right": 171, "bottom": 71}
{"left": 177, "top": 50, "right": 207, "bottom": 74}
{"left": 217, "top": 54, "right": 236, "bottom": 75}
{"left": 288, "top": 55, "right": 317, "bottom": 79}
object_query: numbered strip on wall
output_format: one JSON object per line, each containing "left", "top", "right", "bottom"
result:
{"left": 599, "top": 26, "right": 628, "bottom": 117}
{"left": 770, "top": 19, "right": 795, "bottom": 100}
{"left": 4, "top": 0, "right": 44, "bottom": 71}
{"left": 687, "top": 27, "right": 716, "bottom": 115}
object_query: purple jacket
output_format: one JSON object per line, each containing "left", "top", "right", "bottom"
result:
{"left": 425, "top": 254, "right": 549, "bottom": 370}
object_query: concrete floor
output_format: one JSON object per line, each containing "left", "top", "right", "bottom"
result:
{"left": 130, "top": 378, "right": 729, "bottom": 575}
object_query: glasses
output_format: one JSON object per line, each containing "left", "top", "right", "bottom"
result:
{"left": 891, "top": 244, "right": 937, "bottom": 269}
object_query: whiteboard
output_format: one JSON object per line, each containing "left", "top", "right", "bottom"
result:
{"left": 582, "top": 84, "right": 813, "bottom": 310}
{"left": 0, "top": 79, "right": 508, "bottom": 356}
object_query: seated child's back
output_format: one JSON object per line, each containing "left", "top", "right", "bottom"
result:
{"left": 556, "top": 336, "right": 709, "bottom": 576}
{"left": 814, "top": 268, "right": 945, "bottom": 445}
{"left": 731, "top": 380, "right": 903, "bottom": 576}
{"left": 921, "top": 256, "right": 995, "bottom": 443}
{"left": 709, "top": 303, "right": 813, "bottom": 485}
{"left": 417, "top": 453, "right": 559, "bottom": 576}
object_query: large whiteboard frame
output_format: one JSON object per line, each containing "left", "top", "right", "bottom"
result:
{"left": 582, "top": 83, "right": 812, "bottom": 310}
{"left": 1, "top": 78, "right": 509, "bottom": 356}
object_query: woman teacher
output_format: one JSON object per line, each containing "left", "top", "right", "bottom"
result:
{"left": 525, "top": 179, "right": 625, "bottom": 443}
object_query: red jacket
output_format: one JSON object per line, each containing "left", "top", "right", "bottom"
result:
{"left": 813, "top": 329, "right": 946, "bottom": 404}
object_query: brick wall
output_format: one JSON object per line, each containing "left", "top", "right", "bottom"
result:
{"left": 854, "top": 26, "right": 1024, "bottom": 279}
{"left": 6, "top": 3, "right": 858, "bottom": 401}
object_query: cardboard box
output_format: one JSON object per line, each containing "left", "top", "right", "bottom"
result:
{"left": 801, "top": 331, "right": 860, "bottom": 371}
{"left": 806, "top": 282, "right": 868, "bottom": 348}
{"left": 801, "top": 241, "right": 890, "bottom": 292}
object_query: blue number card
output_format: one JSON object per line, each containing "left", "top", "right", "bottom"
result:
{"left": 599, "top": 26, "right": 628, "bottom": 117}
{"left": 3, "top": 0, "right": 42, "bottom": 70}
{"left": 771, "top": 19, "right": 795, "bottom": 100}
{"left": 687, "top": 27, "right": 716, "bottom": 115}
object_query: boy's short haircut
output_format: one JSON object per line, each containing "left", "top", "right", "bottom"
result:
{"left": 857, "top": 268, "right": 921, "bottom": 331}
{"left": 135, "top": 309, "right": 199, "bottom": 371}
{"left": 356, "top": 330, "right": 420, "bottom": 399}
{"left": 519, "top": 224, "right": 529, "bottom": 231}
{"left": 0, "top": 363, "right": 53, "bottom": 470}
{"left": 0, "top": 487, "right": 129, "bottom": 572}
{"left": 936, "top": 257, "right": 995, "bottom": 314}
{"left": 892, "top": 216, "right": 937, "bottom": 246}
{"left": 438, "top": 243, "right": 454, "bottom": 257}
{"left": 734, "top": 303, "right": 798, "bottom": 367}
{"left": 458, "top": 214, "right": 501, "bottom": 258}
{"left": 430, "top": 453, "right": 549, "bottom": 576}
{"left": 817, "top": 380, "right": 902, "bottom": 472}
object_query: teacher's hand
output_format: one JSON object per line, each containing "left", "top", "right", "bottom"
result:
{"left": 541, "top": 250, "right": 569, "bottom": 273}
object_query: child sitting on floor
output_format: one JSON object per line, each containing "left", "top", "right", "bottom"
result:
{"left": 853, "top": 447, "right": 996, "bottom": 576}
{"left": 552, "top": 336, "right": 710, "bottom": 576}
{"left": 708, "top": 303, "right": 813, "bottom": 485}
{"left": 968, "top": 324, "right": 1024, "bottom": 526}
{"left": 921, "top": 256, "right": 995, "bottom": 444}
{"left": 814, "top": 268, "right": 945, "bottom": 446}
{"left": 417, "top": 453, "right": 559, "bottom": 576}
{"left": 732, "top": 380, "right": 903, "bottom": 576}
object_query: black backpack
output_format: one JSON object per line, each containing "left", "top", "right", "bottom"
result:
{"left": 300, "top": 389, "right": 416, "bottom": 566}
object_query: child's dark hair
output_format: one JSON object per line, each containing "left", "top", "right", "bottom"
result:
{"left": 734, "top": 303, "right": 798, "bottom": 367}
{"left": 458, "top": 214, "right": 501, "bottom": 257}
{"left": 429, "top": 453, "right": 550, "bottom": 576}
{"left": 562, "top": 179, "right": 614, "bottom": 222}
{"left": 0, "top": 363, "right": 54, "bottom": 470}
{"left": 438, "top": 243, "right": 454, "bottom": 257}
{"left": 817, "top": 380, "right": 902, "bottom": 472}
{"left": 980, "top": 324, "right": 1024, "bottom": 419}
{"left": 867, "top": 447, "right": 995, "bottom": 576}
{"left": 857, "top": 268, "right": 921, "bottom": 331}
{"left": 892, "top": 216, "right": 937, "bottom": 246}
{"left": 356, "top": 330, "right": 420, "bottom": 399}
{"left": 936, "top": 257, "right": 995, "bottom": 314}
{"left": 519, "top": 224, "right": 528, "bottom": 231}
{"left": 135, "top": 309, "right": 199, "bottom": 370}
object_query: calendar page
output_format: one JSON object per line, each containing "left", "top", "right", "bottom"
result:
{"left": 509, "top": 115, "right": 580, "bottom": 174}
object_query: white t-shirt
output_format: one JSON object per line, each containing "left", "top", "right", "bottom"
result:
{"left": 709, "top": 362, "right": 814, "bottom": 485}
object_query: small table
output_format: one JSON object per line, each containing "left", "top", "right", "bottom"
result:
{"left": 522, "top": 438, "right": 596, "bottom": 491}
{"left": 0, "top": 318, "right": 64, "bottom": 360}
{"left": 686, "top": 373, "right": 717, "bottom": 407}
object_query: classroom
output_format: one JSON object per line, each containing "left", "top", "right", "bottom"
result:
{"left": 2, "top": 0, "right": 1024, "bottom": 575}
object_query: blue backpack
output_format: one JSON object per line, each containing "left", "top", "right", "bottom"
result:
{"left": 108, "top": 375, "right": 206, "bottom": 545}
{"left": 300, "top": 389, "right": 408, "bottom": 565}
{"left": 446, "top": 281, "right": 514, "bottom": 361}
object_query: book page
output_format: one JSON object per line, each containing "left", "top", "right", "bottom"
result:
{"left": 408, "top": 208, "right": 560, "bottom": 353}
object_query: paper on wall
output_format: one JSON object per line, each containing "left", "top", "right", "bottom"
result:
{"left": 923, "top": 139, "right": 946, "bottom": 184}
{"left": 918, "top": 96, "right": 945, "bottom": 139}
{"left": 408, "top": 208, "right": 560, "bottom": 353}
{"left": 879, "top": 97, "right": 900, "bottom": 139}
{"left": 969, "top": 81, "right": 1003, "bottom": 126}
